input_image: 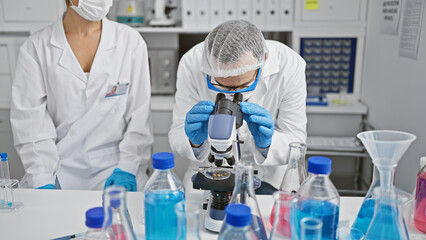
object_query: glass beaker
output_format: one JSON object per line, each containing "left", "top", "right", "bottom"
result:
{"left": 336, "top": 227, "right": 364, "bottom": 240}
{"left": 103, "top": 185, "right": 137, "bottom": 240}
{"left": 175, "top": 200, "right": 202, "bottom": 240}
{"left": 229, "top": 161, "right": 267, "bottom": 240}
{"left": 352, "top": 130, "right": 416, "bottom": 235}
{"left": 364, "top": 187, "right": 412, "bottom": 240}
{"left": 269, "top": 191, "right": 294, "bottom": 240}
{"left": 279, "top": 142, "right": 307, "bottom": 193}
{"left": 300, "top": 217, "right": 322, "bottom": 240}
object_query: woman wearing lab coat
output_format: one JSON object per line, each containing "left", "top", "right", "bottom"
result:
{"left": 169, "top": 20, "right": 307, "bottom": 194}
{"left": 10, "top": 0, "right": 153, "bottom": 191}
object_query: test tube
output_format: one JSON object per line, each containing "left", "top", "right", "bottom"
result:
{"left": 0, "top": 153, "right": 10, "bottom": 182}
{"left": 301, "top": 217, "right": 322, "bottom": 240}
{"left": 0, "top": 153, "right": 11, "bottom": 208}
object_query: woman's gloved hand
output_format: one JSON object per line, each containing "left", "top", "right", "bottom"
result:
{"left": 36, "top": 184, "right": 56, "bottom": 189}
{"left": 240, "top": 102, "right": 274, "bottom": 149}
{"left": 185, "top": 101, "right": 215, "bottom": 146}
{"left": 104, "top": 168, "right": 137, "bottom": 192}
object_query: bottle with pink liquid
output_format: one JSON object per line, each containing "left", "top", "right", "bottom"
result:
{"left": 414, "top": 157, "right": 426, "bottom": 233}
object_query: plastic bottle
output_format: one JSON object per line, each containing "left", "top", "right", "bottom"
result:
{"left": 84, "top": 207, "right": 115, "bottom": 240}
{"left": 144, "top": 152, "right": 185, "bottom": 240}
{"left": 294, "top": 156, "right": 340, "bottom": 240}
{"left": 218, "top": 204, "right": 259, "bottom": 240}
{"left": 414, "top": 156, "right": 426, "bottom": 233}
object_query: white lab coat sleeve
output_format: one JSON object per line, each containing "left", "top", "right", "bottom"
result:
{"left": 168, "top": 53, "right": 210, "bottom": 163}
{"left": 253, "top": 58, "right": 307, "bottom": 165}
{"left": 117, "top": 38, "right": 154, "bottom": 176}
{"left": 10, "top": 47, "right": 60, "bottom": 188}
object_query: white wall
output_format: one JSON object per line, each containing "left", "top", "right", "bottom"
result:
{"left": 362, "top": 0, "right": 426, "bottom": 192}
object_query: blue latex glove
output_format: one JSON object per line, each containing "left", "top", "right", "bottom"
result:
{"left": 36, "top": 184, "right": 55, "bottom": 189}
{"left": 185, "top": 101, "right": 215, "bottom": 146}
{"left": 104, "top": 168, "right": 137, "bottom": 192}
{"left": 240, "top": 102, "right": 274, "bottom": 149}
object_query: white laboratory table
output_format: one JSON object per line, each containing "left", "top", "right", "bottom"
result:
{"left": 0, "top": 189, "right": 365, "bottom": 240}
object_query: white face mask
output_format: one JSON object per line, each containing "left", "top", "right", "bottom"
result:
{"left": 70, "top": 0, "right": 113, "bottom": 22}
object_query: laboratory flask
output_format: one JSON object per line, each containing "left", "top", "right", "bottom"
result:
{"left": 352, "top": 130, "right": 416, "bottom": 235}
{"left": 364, "top": 187, "right": 412, "bottom": 240}
{"left": 294, "top": 156, "right": 340, "bottom": 240}
{"left": 336, "top": 227, "right": 364, "bottom": 240}
{"left": 229, "top": 161, "right": 267, "bottom": 240}
{"left": 144, "top": 152, "right": 185, "bottom": 240}
{"left": 85, "top": 207, "right": 115, "bottom": 240}
{"left": 218, "top": 204, "right": 259, "bottom": 240}
{"left": 269, "top": 191, "right": 295, "bottom": 240}
{"left": 414, "top": 157, "right": 426, "bottom": 233}
{"left": 300, "top": 217, "right": 322, "bottom": 240}
{"left": 103, "top": 185, "right": 137, "bottom": 240}
{"left": 279, "top": 142, "right": 307, "bottom": 193}
{"left": 175, "top": 200, "right": 202, "bottom": 240}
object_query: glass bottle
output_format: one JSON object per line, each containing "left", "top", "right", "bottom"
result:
{"left": 279, "top": 142, "right": 307, "bottom": 193}
{"left": 414, "top": 157, "right": 426, "bottom": 233}
{"left": 103, "top": 185, "right": 137, "bottom": 240}
{"left": 144, "top": 152, "right": 185, "bottom": 240}
{"left": 175, "top": 200, "right": 202, "bottom": 240}
{"left": 85, "top": 207, "right": 115, "bottom": 240}
{"left": 229, "top": 161, "right": 267, "bottom": 240}
{"left": 218, "top": 204, "right": 259, "bottom": 240}
{"left": 294, "top": 156, "right": 340, "bottom": 240}
{"left": 269, "top": 191, "right": 294, "bottom": 240}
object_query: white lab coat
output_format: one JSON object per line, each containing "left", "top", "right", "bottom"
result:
{"left": 11, "top": 18, "right": 153, "bottom": 190}
{"left": 169, "top": 40, "right": 307, "bottom": 192}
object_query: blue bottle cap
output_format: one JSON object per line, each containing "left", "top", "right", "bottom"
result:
{"left": 0, "top": 153, "right": 7, "bottom": 161}
{"left": 225, "top": 204, "right": 252, "bottom": 227}
{"left": 308, "top": 156, "right": 332, "bottom": 174}
{"left": 85, "top": 207, "right": 112, "bottom": 228}
{"left": 152, "top": 152, "right": 175, "bottom": 170}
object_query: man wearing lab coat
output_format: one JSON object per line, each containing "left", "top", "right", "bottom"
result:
{"left": 169, "top": 20, "right": 307, "bottom": 193}
{"left": 10, "top": 0, "right": 153, "bottom": 191}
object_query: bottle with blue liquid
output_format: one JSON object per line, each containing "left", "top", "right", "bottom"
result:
{"left": 293, "top": 156, "right": 340, "bottom": 240}
{"left": 144, "top": 152, "right": 185, "bottom": 240}
{"left": 218, "top": 203, "right": 259, "bottom": 240}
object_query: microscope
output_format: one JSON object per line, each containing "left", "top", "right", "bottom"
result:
{"left": 192, "top": 93, "right": 244, "bottom": 232}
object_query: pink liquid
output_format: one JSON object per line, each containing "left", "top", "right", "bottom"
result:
{"left": 414, "top": 172, "right": 426, "bottom": 233}
{"left": 269, "top": 194, "right": 293, "bottom": 238}
{"left": 111, "top": 224, "right": 128, "bottom": 240}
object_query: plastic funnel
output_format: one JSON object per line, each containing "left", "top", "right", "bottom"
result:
{"left": 357, "top": 130, "right": 416, "bottom": 169}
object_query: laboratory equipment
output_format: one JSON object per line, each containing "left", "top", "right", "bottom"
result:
{"left": 229, "top": 161, "right": 267, "bottom": 240}
{"left": 300, "top": 217, "right": 323, "bottom": 240}
{"left": 336, "top": 227, "right": 364, "bottom": 240}
{"left": 269, "top": 191, "right": 294, "bottom": 240}
{"left": 414, "top": 157, "right": 426, "bottom": 233}
{"left": 144, "top": 152, "right": 184, "bottom": 240}
{"left": 103, "top": 185, "right": 136, "bottom": 240}
{"left": 175, "top": 200, "right": 202, "bottom": 240}
{"left": 294, "top": 156, "right": 340, "bottom": 240}
{"left": 218, "top": 204, "right": 259, "bottom": 240}
{"left": 84, "top": 207, "right": 115, "bottom": 240}
{"left": 192, "top": 92, "right": 245, "bottom": 232}
{"left": 352, "top": 130, "right": 416, "bottom": 234}
{"left": 279, "top": 142, "right": 307, "bottom": 193}
{"left": 116, "top": 0, "right": 145, "bottom": 27}
{"left": 0, "top": 153, "right": 23, "bottom": 213}
{"left": 149, "top": 0, "right": 177, "bottom": 26}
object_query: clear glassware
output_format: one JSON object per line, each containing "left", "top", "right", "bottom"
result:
{"left": 229, "top": 161, "right": 267, "bottom": 240}
{"left": 352, "top": 131, "right": 416, "bottom": 235}
{"left": 218, "top": 204, "right": 259, "bottom": 240}
{"left": 279, "top": 142, "right": 307, "bottom": 194}
{"left": 85, "top": 207, "right": 115, "bottom": 240}
{"left": 175, "top": 200, "right": 202, "bottom": 240}
{"left": 336, "top": 227, "right": 364, "bottom": 240}
{"left": 300, "top": 217, "right": 322, "bottom": 240}
{"left": 269, "top": 191, "right": 294, "bottom": 240}
{"left": 414, "top": 157, "right": 426, "bottom": 233}
{"left": 103, "top": 185, "right": 137, "bottom": 240}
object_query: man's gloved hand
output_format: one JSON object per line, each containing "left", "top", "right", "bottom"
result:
{"left": 36, "top": 184, "right": 55, "bottom": 189}
{"left": 240, "top": 102, "right": 274, "bottom": 149}
{"left": 185, "top": 101, "right": 215, "bottom": 146}
{"left": 104, "top": 168, "right": 137, "bottom": 192}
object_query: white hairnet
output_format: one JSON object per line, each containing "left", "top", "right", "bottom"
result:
{"left": 201, "top": 20, "right": 268, "bottom": 78}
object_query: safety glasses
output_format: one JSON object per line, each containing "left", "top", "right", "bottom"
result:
{"left": 206, "top": 68, "right": 261, "bottom": 93}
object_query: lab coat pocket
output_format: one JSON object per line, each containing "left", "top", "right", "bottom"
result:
{"left": 87, "top": 146, "right": 119, "bottom": 173}
{"left": 100, "top": 95, "right": 128, "bottom": 115}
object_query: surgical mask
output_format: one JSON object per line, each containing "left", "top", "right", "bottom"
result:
{"left": 70, "top": 0, "right": 113, "bottom": 22}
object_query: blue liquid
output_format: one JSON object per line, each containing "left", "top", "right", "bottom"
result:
{"left": 352, "top": 199, "right": 376, "bottom": 235}
{"left": 253, "top": 215, "right": 268, "bottom": 240}
{"left": 294, "top": 199, "right": 339, "bottom": 240}
{"left": 144, "top": 190, "right": 185, "bottom": 240}
{"left": 364, "top": 202, "right": 406, "bottom": 240}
